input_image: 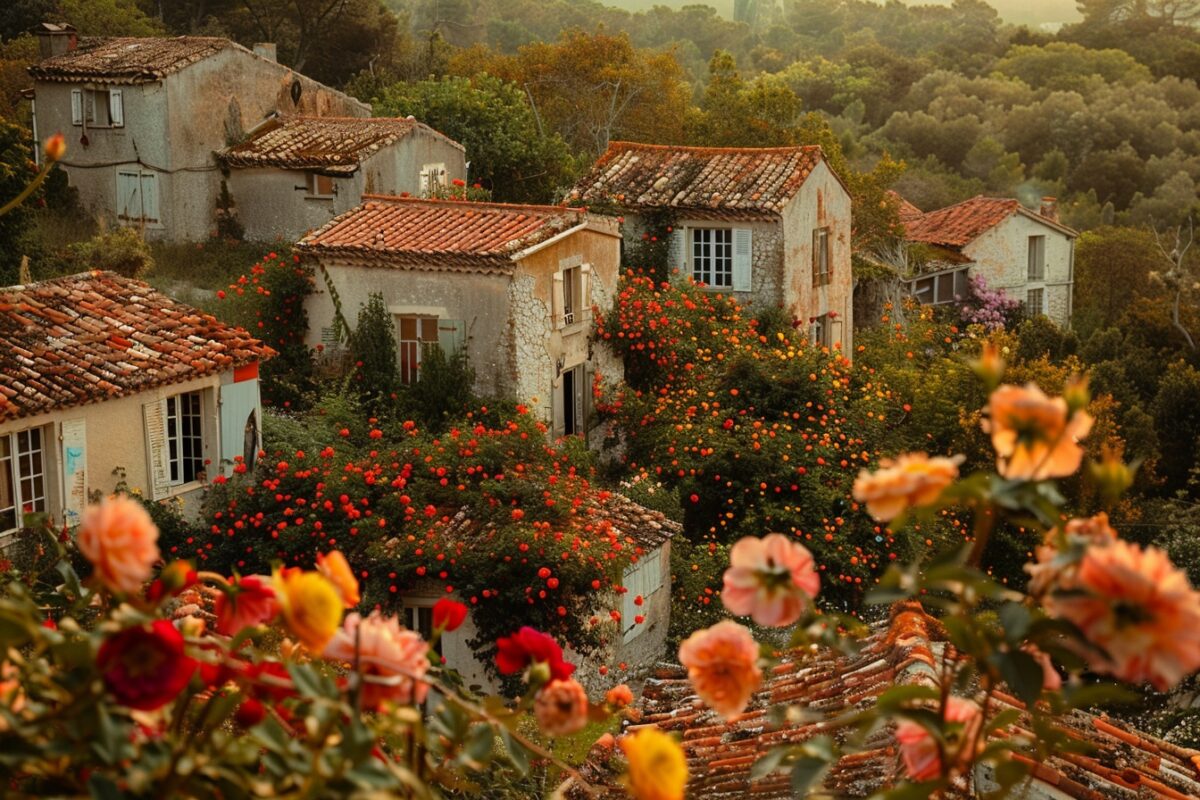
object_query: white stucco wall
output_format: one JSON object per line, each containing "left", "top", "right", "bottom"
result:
{"left": 962, "top": 213, "right": 1075, "bottom": 328}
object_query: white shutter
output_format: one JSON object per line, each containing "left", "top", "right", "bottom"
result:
{"left": 71, "top": 89, "right": 83, "bottom": 126}
{"left": 579, "top": 264, "right": 591, "bottom": 322}
{"left": 732, "top": 228, "right": 752, "bottom": 292}
{"left": 139, "top": 171, "right": 159, "bottom": 222}
{"left": 668, "top": 227, "right": 686, "bottom": 271}
{"left": 552, "top": 272, "right": 564, "bottom": 329}
{"left": 116, "top": 171, "right": 139, "bottom": 220}
{"left": 143, "top": 399, "right": 171, "bottom": 499}
{"left": 108, "top": 89, "right": 123, "bottom": 127}
{"left": 551, "top": 377, "right": 565, "bottom": 439}
{"left": 60, "top": 419, "right": 87, "bottom": 527}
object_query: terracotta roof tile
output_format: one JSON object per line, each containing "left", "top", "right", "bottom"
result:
{"left": 29, "top": 36, "right": 235, "bottom": 83}
{"left": 903, "top": 196, "right": 1022, "bottom": 248}
{"left": 296, "top": 196, "right": 588, "bottom": 272}
{"left": 570, "top": 601, "right": 1200, "bottom": 799}
{"left": 220, "top": 116, "right": 462, "bottom": 173}
{"left": 0, "top": 271, "right": 272, "bottom": 423}
{"left": 888, "top": 190, "right": 924, "bottom": 224}
{"left": 569, "top": 141, "right": 827, "bottom": 220}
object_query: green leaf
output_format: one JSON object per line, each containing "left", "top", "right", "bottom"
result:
{"left": 88, "top": 773, "right": 124, "bottom": 800}
{"left": 1063, "top": 682, "right": 1139, "bottom": 710}
{"left": 875, "top": 684, "right": 940, "bottom": 712}
{"left": 464, "top": 723, "right": 495, "bottom": 765}
{"left": 790, "top": 755, "right": 831, "bottom": 796}
{"left": 997, "top": 602, "right": 1031, "bottom": 644}
{"left": 992, "top": 650, "right": 1045, "bottom": 706}
{"left": 498, "top": 728, "right": 529, "bottom": 775}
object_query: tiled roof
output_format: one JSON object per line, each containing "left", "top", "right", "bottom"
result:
{"left": 572, "top": 601, "right": 1200, "bottom": 799}
{"left": 296, "top": 196, "right": 589, "bottom": 273}
{"left": 29, "top": 36, "right": 235, "bottom": 83}
{"left": 220, "top": 116, "right": 463, "bottom": 174}
{"left": 889, "top": 191, "right": 924, "bottom": 224}
{"left": 569, "top": 141, "right": 828, "bottom": 221}
{"left": 0, "top": 272, "right": 272, "bottom": 423}
{"left": 903, "top": 196, "right": 1079, "bottom": 249}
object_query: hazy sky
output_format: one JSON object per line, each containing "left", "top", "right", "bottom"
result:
{"left": 603, "top": 0, "right": 1083, "bottom": 28}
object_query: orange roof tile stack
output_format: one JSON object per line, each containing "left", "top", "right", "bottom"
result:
{"left": 571, "top": 601, "right": 1200, "bottom": 799}
{"left": 29, "top": 36, "right": 233, "bottom": 83}
{"left": 570, "top": 141, "right": 827, "bottom": 221}
{"left": 902, "top": 196, "right": 1024, "bottom": 248}
{"left": 220, "top": 116, "right": 462, "bottom": 173}
{"left": 297, "top": 196, "right": 588, "bottom": 272}
{"left": 0, "top": 271, "right": 272, "bottom": 423}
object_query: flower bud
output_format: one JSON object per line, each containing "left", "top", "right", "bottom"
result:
{"left": 1089, "top": 448, "right": 1136, "bottom": 506}
{"left": 527, "top": 659, "right": 552, "bottom": 688}
{"left": 1064, "top": 374, "right": 1090, "bottom": 414}
{"left": 970, "top": 341, "right": 1005, "bottom": 390}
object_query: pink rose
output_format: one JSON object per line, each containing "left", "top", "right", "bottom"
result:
{"left": 76, "top": 495, "right": 160, "bottom": 595}
{"left": 721, "top": 533, "right": 819, "bottom": 627}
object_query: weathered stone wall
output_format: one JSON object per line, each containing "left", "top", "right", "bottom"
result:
{"left": 963, "top": 214, "right": 1075, "bottom": 328}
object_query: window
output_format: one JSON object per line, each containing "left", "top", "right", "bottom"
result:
{"left": 813, "top": 227, "right": 832, "bottom": 286}
{"left": 1026, "top": 288, "right": 1045, "bottom": 318}
{"left": 420, "top": 163, "right": 446, "bottom": 195}
{"left": 403, "top": 604, "right": 444, "bottom": 657}
{"left": 562, "top": 265, "right": 582, "bottom": 326}
{"left": 397, "top": 316, "right": 440, "bottom": 385}
{"left": 909, "top": 268, "right": 969, "bottom": 307}
{"left": 71, "top": 88, "right": 123, "bottom": 128}
{"left": 307, "top": 173, "right": 335, "bottom": 198}
{"left": 0, "top": 428, "right": 49, "bottom": 538}
{"left": 561, "top": 364, "right": 585, "bottom": 436}
{"left": 166, "top": 391, "right": 205, "bottom": 486}
{"left": 116, "top": 169, "right": 159, "bottom": 224}
{"left": 810, "top": 313, "right": 833, "bottom": 349}
{"left": 691, "top": 228, "right": 733, "bottom": 287}
{"left": 1028, "top": 235, "right": 1046, "bottom": 280}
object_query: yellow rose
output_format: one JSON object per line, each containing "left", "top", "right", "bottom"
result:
{"left": 620, "top": 728, "right": 687, "bottom": 800}
{"left": 273, "top": 568, "right": 343, "bottom": 652}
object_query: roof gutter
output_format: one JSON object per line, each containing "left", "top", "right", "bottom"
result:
{"left": 509, "top": 220, "right": 593, "bottom": 262}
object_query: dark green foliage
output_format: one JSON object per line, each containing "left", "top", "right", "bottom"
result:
{"left": 398, "top": 341, "right": 477, "bottom": 434}
{"left": 349, "top": 293, "right": 399, "bottom": 417}
{"left": 1151, "top": 361, "right": 1200, "bottom": 491}
{"left": 620, "top": 208, "right": 676, "bottom": 283}
{"left": 0, "top": 121, "right": 41, "bottom": 285}
{"left": 1014, "top": 316, "right": 1078, "bottom": 364}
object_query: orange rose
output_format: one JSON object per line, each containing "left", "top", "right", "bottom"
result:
{"left": 852, "top": 452, "right": 963, "bottom": 522}
{"left": 534, "top": 678, "right": 589, "bottom": 736}
{"left": 678, "top": 620, "right": 762, "bottom": 721}
{"left": 76, "top": 495, "right": 160, "bottom": 595}
{"left": 316, "top": 550, "right": 360, "bottom": 607}
{"left": 1026, "top": 512, "right": 1118, "bottom": 596}
{"left": 984, "top": 383, "right": 1092, "bottom": 480}
{"left": 605, "top": 683, "right": 634, "bottom": 709}
{"left": 1044, "top": 539, "right": 1200, "bottom": 690}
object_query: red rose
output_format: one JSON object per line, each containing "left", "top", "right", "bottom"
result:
{"left": 214, "top": 575, "right": 277, "bottom": 636}
{"left": 432, "top": 598, "right": 468, "bottom": 633}
{"left": 495, "top": 627, "right": 575, "bottom": 681}
{"left": 97, "top": 621, "right": 196, "bottom": 710}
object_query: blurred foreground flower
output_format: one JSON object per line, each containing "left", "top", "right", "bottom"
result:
{"left": 678, "top": 619, "right": 762, "bottom": 721}
{"left": 495, "top": 626, "right": 575, "bottom": 682}
{"left": 324, "top": 612, "right": 429, "bottom": 708}
{"left": 433, "top": 597, "right": 468, "bottom": 633}
{"left": 896, "top": 696, "right": 982, "bottom": 782}
{"left": 721, "top": 533, "right": 819, "bottom": 627}
{"left": 97, "top": 621, "right": 196, "bottom": 710}
{"left": 533, "top": 678, "right": 589, "bottom": 736}
{"left": 273, "top": 567, "right": 343, "bottom": 652}
{"left": 620, "top": 728, "right": 687, "bottom": 800}
{"left": 984, "top": 383, "right": 1092, "bottom": 480}
{"left": 214, "top": 574, "right": 277, "bottom": 636}
{"left": 852, "top": 452, "right": 963, "bottom": 522}
{"left": 76, "top": 494, "right": 160, "bottom": 595}
{"left": 316, "top": 550, "right": 360, "bottom": 607}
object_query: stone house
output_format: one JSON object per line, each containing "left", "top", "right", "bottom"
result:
{"left": 297, "top": 196, "right": 623, "bottom": 440}
{"left": 26, "top": 25, "right": 368, "bottom": 241}
{"left": 570, "top": 601, "right": 1200, "bottom": 798}
{"left": 570, "top": 141, "right": 854, "bottom": 350}
{"left": 901, "top": 195, "right": 1078, "bottom": 327}
{"left": 391, "top": 493, "right": 679, "bottom": 693}
{"left": 0, "top": 271, "right": 271, "bottom": 547}
{"left": 217, "top": 115, "right": 466, "bottom": 242}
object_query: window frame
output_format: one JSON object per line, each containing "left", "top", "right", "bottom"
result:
{"left": 909, "top": 268, "right": 969, "bottom": 307}
{"left": 307, "top": 172, "right": 336, "bottom": 199}
{"left": 396, "top": 315, "right": 440, "bottom": 385}
{"left": 0, "top": 426, "right": 51, "bottom": 542}
{"left": 1026, "top": 287, "right": 1045, "bottom": 318}
{"left": 690, "top": 227, "right": 734, "bottom": 288}
{"left": 813, "top": 227, "right": 833, "bottom": 287}
{"left": 165, "top": 390, "right": 206, "bottom": 487}
{"left": 116, "top": 168, "right": 161, "bottom": 226}
{"left": 1027, "top": 235, "right": 1046, "bottom": 281}
{"left": 420, "top": 163, "right": 446, "bottom": 195}
{"left": 73, "top": 87, "right": 123, "bottom": 129}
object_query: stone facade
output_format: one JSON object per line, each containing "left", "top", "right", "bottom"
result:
{"left": 29, "top": 39, "right": 367, "bottom": 241}
{"left": 962, "top": 213, "right": 1075, "bottom": 327}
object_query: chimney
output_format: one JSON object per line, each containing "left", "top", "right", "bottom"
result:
{"left": 1039, "top": 196, "right": 1059, "bottom": 224}
{"left": 35, "top": 22, "right": 77, "bottom": 59}
{"left": 254, "top": 43, "right": 277, "bottom": 62}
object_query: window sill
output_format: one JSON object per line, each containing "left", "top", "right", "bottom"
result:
{"left": 305, "top": 195, "right": 335, "bottom": 202}
{"left": 164, "top": 480, "right": 205, "bottom": 499}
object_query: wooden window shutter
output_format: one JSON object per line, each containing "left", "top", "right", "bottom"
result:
{"left": 573, "top": 366, "right": 585, "bottom": 435}
{"left": 142, "top": 399, "right": 171, "bottom": 499}
{"left": 552, "top": 272, "right": 565, "bottom": 329}
{"left": 551, "top": 377, "right": 566, "bottom": 439}
{"left": 437, "top": 318, "right": 465, "bottom": 356}
{"left": 59, "top": 419, "right": 87, "bottom": 527}
{"left": 732, "top": 229, "right": 752, "bottom": 292}
{"left": 580, "top": 264, "right": 591, "bottom": 322}
{"left": 108, "top": 89, "right": 124, "bottom": 127}
{"left": 71, "top": 89, "right": 83, "bottom": 126}
{"left": 668, "top": 227, "right": 686, "bottom": 271}
{"left": 139, "top": 171, "right": 159, "bottom": 222}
